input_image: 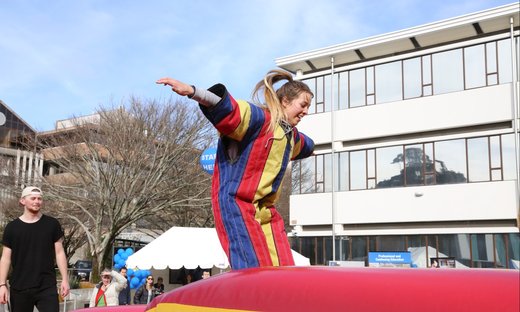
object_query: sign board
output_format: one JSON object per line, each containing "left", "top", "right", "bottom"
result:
{"left": 368, "top": 252, "right": 412, "bottom": 268}
{"left": 200, "top": 147, "right": 217, "bottom": 175}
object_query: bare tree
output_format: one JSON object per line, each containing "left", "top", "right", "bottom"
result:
{"left": 0, "top": 194, "right": 20, "bottom": 251}
{"left": 139, "top": 162, "right": 215, "bottom": 232}
{"left": 35, "top": 97, "right": 214, "bottom": 277}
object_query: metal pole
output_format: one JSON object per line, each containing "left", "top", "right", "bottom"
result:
{"left": 509, "top": 17, "right": 520, "bottom": 222}
{"left": 330, "top": 56, "right": 337, "bottom": 261}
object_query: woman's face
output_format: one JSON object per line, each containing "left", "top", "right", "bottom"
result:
{"left": 101, "top": 274, "right": 111, "bottom": 286}
{"left": 146, "top": 276, "right": 154, "bottom": 285}
{"left": 282, "top": 92, "right": 311, "bottom": 126}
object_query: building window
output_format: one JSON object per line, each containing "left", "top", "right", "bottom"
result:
{"left": 300, "top": 157, "right": 315, "bottom": 194}
{"left": 464, "top": 44, "right": 487, "bottom": 89}
{"left": 432, "top": 49, "right": 464, "bottom": 94}
{"left": 336, "top": 152, "right": 350, "bottom": 191}
{"left": 302, "top": 37, "right": 516, "bottom": 116}
{"left": 376, "top": 146, "right": 404, "bottom": 188}
{"left": 375, "top": 61, "right": 402, "bottom": 103}
{"left": 434, "top": 139, "right": 467, "bottom": 184}
{"left": 403, "top": 57, "right": 422, "bottom": 99}
{"left": 501, "top": 133, "right": 517, "bottom": 180}
{"left": 497, "top": 38, "right": 513, "bottom": 83}
{"left": 467, "top": 137, "right": 490, "bottom": 182}
{"left": 291, "top": 233, "right": 519, "bottom": 268}
{"left": 349, "top": 150, "right": 366, "bottom": 190}
{"left": 471, "top": 234, "right": 496, "bottom": 268}
{"left": 292, "top": 133, "right": 515, "bottom": 194}
{"left": 337, "top": 71, "right": 349, "bottom": 110}
{"left": 349, "top": 68, "right": 366, "bottom": 108}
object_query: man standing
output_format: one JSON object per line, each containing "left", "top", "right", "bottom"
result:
{"left": 0, "top": 186, "right": 70, "bottom": 312}
{"left": 117, "top": 267, "right": 131, "bottom": 305}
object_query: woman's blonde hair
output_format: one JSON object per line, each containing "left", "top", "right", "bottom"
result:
{"left": 252, "top": 69, "right": 313, "bottom": 133}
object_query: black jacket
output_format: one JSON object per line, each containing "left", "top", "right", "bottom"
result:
{"left": 133, "top": 285, "right": 158, "bottom": 304}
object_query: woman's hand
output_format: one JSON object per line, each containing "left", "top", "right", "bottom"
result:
{"left": 156, "top": 77, "right": 194, "bottom": 97}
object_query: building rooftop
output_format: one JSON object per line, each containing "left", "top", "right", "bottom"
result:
{"left": 276, "top": 3, "right": 519, "bottom": 75}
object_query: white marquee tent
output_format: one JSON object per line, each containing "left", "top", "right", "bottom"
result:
{"left": 126, "top": 227, "right": 310, "bottom": 270}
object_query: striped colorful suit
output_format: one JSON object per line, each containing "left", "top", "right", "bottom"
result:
{"left": 200, "top": 84, "right": 314, "bottom": 269}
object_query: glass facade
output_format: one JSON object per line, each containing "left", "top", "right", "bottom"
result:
{"left": 293, "top": 35, "right": 519, "bottom": 194}
{"left": 302, "top": 37, "right": 517, "bottom": 113}
{"left": 291, "top": 233, "right": 520, "bottom": 269}
{"left": 289, "top": 29, "right": 519, "bottom": 270}
{"left": 292, "top": 133, "right": 517, "bottom": 194}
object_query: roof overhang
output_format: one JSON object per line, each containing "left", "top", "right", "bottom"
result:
{"left": 276, "top": 3, "right": 520, "bottom": 75}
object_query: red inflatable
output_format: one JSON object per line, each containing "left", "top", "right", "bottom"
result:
{"left": 73, "top": 266, "right": 519, "bottom": 312}
{"left": 73, "top": 305, "right": 145, "bottom": 311}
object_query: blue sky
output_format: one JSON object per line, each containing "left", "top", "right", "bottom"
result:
{"left": 0, "top": 0, "right": 514, "bottom": 131}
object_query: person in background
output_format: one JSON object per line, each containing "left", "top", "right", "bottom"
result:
{"left": 153, "top": 276, "right": 164, "bottom": 295}
{"left": 0, "top": 186, "right": 70, "bottom": 312}
{"left": 89, "top": 268, "right": 127, "bottom": 307}
{"left": 201, "top": 270, "right": 211, "bottom": 280}
{"left": 118, "top": 267, "right": 131, "bottom": 305}
{"left": 133, "top": 275, "right": 157, "bottom": 305}
{"left": 185, "top": 273, "right": 193, "bottom": 285}
{"left": 157, "top": 70, "right": 314, "bottom": 270}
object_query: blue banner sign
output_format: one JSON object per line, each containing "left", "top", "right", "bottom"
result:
{"left": 368, "top": 252, "right": 412, "bottom": 267}
{"left": 200, "top": 147, "right": 217, "bottom": 175}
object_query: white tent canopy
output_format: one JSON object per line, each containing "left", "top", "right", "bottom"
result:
{"left": 126, "top": 227, "right": 310, "bottom": 270}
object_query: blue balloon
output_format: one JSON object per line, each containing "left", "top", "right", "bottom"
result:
{"left": 127, "top": 269, "right": 134, "bottom": 277}
{"left": 200, "top": 147, "right": 217, "bottom": 175}
{"left": 125, "top": 248, "right": 134, "bottom": 256}
{"left": 114, "top": 254, "right": 121, "bottom": 263}
{"left": 117, "top": 248, "right": 125, "bottom": 255}
{"left": 114, "top": 263, "right": 122, "bottom": 270}
{"left": 130, "top": 277, "right": 139, "bottom": 289}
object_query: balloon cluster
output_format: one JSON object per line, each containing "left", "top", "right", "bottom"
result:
{"left": 113, "top": 248, "right": 151, "bottom": 289}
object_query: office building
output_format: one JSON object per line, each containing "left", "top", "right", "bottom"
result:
{"left": 279, "top": 3, "right": 520, "bottom": 268}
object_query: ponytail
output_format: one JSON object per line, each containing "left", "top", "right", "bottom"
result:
{"left": 252, "top": 69, "right": 313, "bottom": 133}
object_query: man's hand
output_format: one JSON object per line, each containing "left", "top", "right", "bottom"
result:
{"left": 0, "top": 285, "right": 8, "bottom": 304}
{"left": 60, "top": 279, "right": 70, "bottom": 298}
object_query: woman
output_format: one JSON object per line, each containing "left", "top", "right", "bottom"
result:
{"left": 134, "top": 275, "right": 157, "bottom": 304}
{"left": 157, "top": 70, "right": 314, "bottom": 270}
{"left": 89, "top": 268, "right": 127, "bottom": 307}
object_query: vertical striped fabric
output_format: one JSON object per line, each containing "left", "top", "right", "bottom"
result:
{"left": 200, "top": 84, "right": 314, "bottom": 269}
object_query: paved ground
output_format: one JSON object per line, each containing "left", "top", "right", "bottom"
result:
{"left": 0, "top": 305, "right": 39, "bottom": 312}
{"left": 0, "top": 298, "right": 89, "bottom": 311}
